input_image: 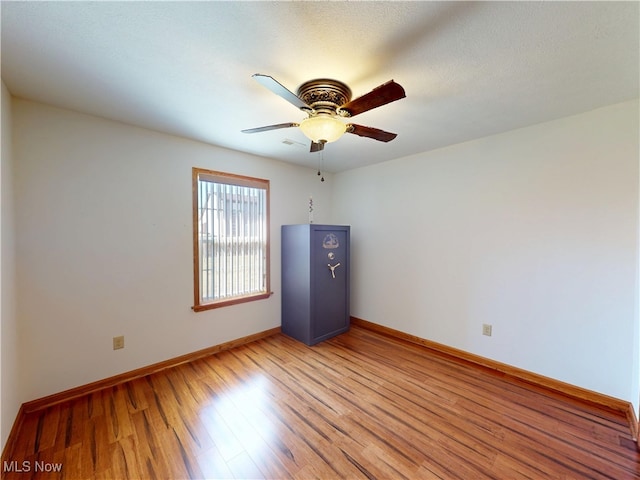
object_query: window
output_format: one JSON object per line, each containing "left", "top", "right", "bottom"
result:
{"left": 192, "top": 168, "right": 270, "bottom": 311}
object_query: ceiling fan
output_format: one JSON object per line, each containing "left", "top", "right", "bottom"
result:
{"left": 242, "top": 74, "right": 406, "bottom": 152}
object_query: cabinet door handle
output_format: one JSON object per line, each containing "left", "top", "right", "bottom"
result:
{"left": 328, "top": 262, "right": 341, "bottom": 279}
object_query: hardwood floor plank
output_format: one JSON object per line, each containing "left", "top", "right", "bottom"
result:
{"left": 58, "top": 401, "right": 85, "bottom": 451}
{"left": 104, "top": 387, "right": 134, "bottom": 443}
{"left": 34, "top": 405, "right": 61, "bottom": 454}
{"left": 130, "top": 410, "right": 172, "bottom": 478}
{"left": 111, "top": 435, "right": 145, "bottom": 480}
{"left": 61, "top": 443, "right": 84, "bottom": 480}
{"left": 123, "top": 380, "right": 148, "bottom": 414}
{"left": 3, "top": 326, "right": 639, "bottom": 479}
{"left": 226, "top": 450, "right": 265, "bottom": 480}
{"left": 195, "top": 445, "right": 235, "bottom": 480}
{"left": 88, "top": 414, "right": 112, "bottom": 475}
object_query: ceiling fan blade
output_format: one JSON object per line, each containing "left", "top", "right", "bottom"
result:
{"left": 241, "top": 122, "right": 299, "bottom": 134}
{"left": 252, "top": 74, "right": 311, "bottom": 111}
{"left": 347, "top": 124, "right": 398, "bottom": 142}
{"left": 310, "top": 141, "right": 325, "bottom": 153}
{"left": 339, "top": 80, "right": 406, "bottom": 117}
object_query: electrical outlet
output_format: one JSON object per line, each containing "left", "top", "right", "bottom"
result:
{"left": 482, "top": 324, "right": 492, "bottom": 337}
{"left": 113, "top": 335, "right": 125, "bottom": 350}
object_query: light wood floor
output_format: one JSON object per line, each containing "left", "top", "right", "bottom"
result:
{"left": 3, "top": 326, "right": 639, "bottom": 479}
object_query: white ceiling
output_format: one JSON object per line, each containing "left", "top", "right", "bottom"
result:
{"left": 1, "top": 1, "right": 638, "bottom": 173}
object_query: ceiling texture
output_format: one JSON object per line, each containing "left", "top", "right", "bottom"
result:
{"left": 1, "top": 1, "right": 638, "bottom": 173}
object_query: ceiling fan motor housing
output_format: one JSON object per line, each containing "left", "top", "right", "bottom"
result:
{"left": 297, "top": 79, "right": 352, "bottom": 116}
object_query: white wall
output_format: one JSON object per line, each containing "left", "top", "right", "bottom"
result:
{"left": 332, "top": 100, "right": 640, "bottom": 410}
{"left": 1, "top": 82, "right": 21, "bottom": 450}
{"left": 12, "top": 99, "right": 334, "bottom": 402}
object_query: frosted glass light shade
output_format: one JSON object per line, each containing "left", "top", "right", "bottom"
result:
{"left": 299, "top": 115, "right": 346, "bottom": 143}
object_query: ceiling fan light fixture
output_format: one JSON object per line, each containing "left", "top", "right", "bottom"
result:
{"left": 299, "top": 114, "right": 346, "bottom": 144}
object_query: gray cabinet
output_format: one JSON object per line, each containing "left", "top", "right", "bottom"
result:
{"left": 281, "top": 224, "right": 350, "bottom": 345}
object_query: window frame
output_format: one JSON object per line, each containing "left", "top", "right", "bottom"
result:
{"left": 192, "top": 167, "right": 271, "bottom": 312}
